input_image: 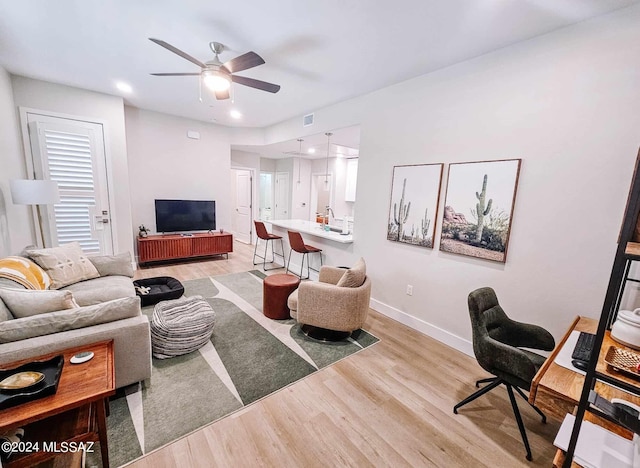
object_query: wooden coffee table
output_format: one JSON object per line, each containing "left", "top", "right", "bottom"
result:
{"left": 0, "top": 340, "right": 115, "bottom": 468}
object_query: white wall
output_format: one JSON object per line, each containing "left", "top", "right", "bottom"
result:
{"left": 291, "top": 158, "right": 312, "bottom": 220}
{"left": 0, "top": 67, "right": 30, "bottom": 255}
{"left": 260, "top": 157, "right": 277, "bottom": 173}
{"left": 231, "top": 149, "right": 260, "bottom": 171}
{"left": 125, "top": 107, "right": 231, "bottom": 242}
{"left": 257, "top": 6, "right": 640, "bottom": 352}
{"left": 9, "top": 76, "right": 134, "bottom": 256}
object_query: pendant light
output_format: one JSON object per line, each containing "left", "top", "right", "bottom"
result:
{"left": 296, "top": 138, "right": 303, "bottom": 186}
{"left": 324, "top": 132, "right": 332, "bottom": 186}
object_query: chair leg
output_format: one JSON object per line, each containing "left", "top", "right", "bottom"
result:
{"left": 252, "top": 239, "right": 260, "bottom": 265}
{"left": 475, "top": 377, "right": 495, "bottom": 388}
{"left": 453, "top": 378, "right": 502, "bottom": 414}
{"left": 513, "top": 386, "right": 546, "bottom": 423}
{"left": 286, "top": 250, "right": 292, "bottom": 274}
{"left": 506, "top": 384, "right": 533, "bottom": 461}
{"left": 263, "top": 239, "right": 269, "bottom": 270}
{"left": 254, "top": 238, "right": 284, "bottom": 271}
{"left": 279, "top": 239, "right": 285, "bottom": 263}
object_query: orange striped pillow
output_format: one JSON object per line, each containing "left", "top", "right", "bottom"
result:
{"left": 0, "top": 256, "right": 51, "bottom": 290}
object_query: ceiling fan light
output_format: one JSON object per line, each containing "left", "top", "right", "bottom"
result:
{"left": 203, "top": 72, "right": 231, "bottom": 92}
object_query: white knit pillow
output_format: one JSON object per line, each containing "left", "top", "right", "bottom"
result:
{"left": 26, "top": 242, "right": 100, "bottom": 289}
{"left": 0, "top": 288, "right": 78, "bottom": 318}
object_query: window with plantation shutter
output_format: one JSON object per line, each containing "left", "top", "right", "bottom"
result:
{"left": 27, "top": 114, "right": 113, "bottom": 255}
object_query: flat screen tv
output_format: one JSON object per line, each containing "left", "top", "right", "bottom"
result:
{"left": 155, "top": 199, "right": 216, "bottom": 233}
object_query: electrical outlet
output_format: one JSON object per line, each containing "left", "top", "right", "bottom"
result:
{"left": 406, "top": 285, "right": 413, "bottom": 296}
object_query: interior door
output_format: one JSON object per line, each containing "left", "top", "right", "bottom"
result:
{"left": 232, "top": 169, "right": 252, "bottom": 244}
{"left": 275, "top": 172, "right": 289, "bottom": 219}
{"left": 259, "top": 172, "right": 274, "bottom": 221}
{"left": 27, "top": 113, "right": 113, "bottom": 255}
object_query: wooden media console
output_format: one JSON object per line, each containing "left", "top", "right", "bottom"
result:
{"left": 137, "top": 232, "right": 233, "bottom": 265}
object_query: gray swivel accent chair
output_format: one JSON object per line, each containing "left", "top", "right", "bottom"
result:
{"left": 453, "top": 287, "right": 555, "bottom": 461}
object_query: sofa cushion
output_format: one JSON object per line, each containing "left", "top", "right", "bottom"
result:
{"left": 0, "top": 288, "right": 78, "bottom": 318}
{"left": 89, "top": 252, "right": 134, "bottom": 278}
{"left": 0, "top": 256, "right": 51, "bottom": 290}
{"left": 0, "top": 296, "right": 141, "bottom": 343}
{"left": 336, "top": 257, "right": 367, "bottom": 288}
{"left": 65, "top": 275, "right": 136, "bottom": 307}
{"left": 25, "top": 242, "right": 100, "bottom": 289}
{"left": 0, "top": 300, "right": 12, "bottom": 322}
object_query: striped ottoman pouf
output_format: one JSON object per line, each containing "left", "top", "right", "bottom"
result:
{"left": 150, "top": 295, "right": 216, "bottom": 359}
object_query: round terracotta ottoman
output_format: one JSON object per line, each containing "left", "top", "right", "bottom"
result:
{"left": 263, "top": 274, "right": 300, "bottom": 319}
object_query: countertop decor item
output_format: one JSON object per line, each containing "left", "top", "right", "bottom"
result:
{"left": 0, "top": 355, "right": 64, "bottom": 409}
{"left": 0, "top": 371, "right": 45, "bottom": 390}
{"left": 611, "top": 308, "right": 640, "bottom": 349}
{"left": 138, "top": 224, "right": 150, "bottom": 237}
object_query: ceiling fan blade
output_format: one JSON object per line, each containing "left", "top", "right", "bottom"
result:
{"left": 215, "top": 89, "right": 230, "bottom": 100}
{"left": 222, "top": 51, "right": 265, "bottom": 73}
{"left": 150, "top": 73, "right": 201, "bottom": 76}
{"left": 232, "top": 75, "right": 280, "bottom": 93}
{"left": 149, "top": 38, "right": 206, "bottom": 68}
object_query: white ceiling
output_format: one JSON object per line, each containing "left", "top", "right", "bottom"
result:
{"left": 0, "top": 0, "right": 637, "bottom": 129}
{"left": 234, "top": 125, "right": 361, "bottom": 160}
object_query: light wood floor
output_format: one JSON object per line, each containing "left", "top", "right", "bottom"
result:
{"left": 129, "top": 240, "right": 560, "bottom": 468}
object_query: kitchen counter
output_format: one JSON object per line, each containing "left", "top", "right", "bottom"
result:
{"left": 267, "top": 219, "right": 353, "bottom": 244}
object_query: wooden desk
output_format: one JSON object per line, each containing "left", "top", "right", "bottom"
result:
{"left": 0, "top": 341, "right": 115, "bottom": 467}
{"left": 530, "top": 316, "right": 640, "bottom": 436}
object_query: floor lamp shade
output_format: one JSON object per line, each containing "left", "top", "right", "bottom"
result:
{"left": 10, "top": 179, "right": 60, "bottom": 205}
{"left": 10, "top": 179, "right": 60, "bottom": 248}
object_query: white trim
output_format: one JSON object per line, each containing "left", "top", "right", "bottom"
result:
{"left": 369, "top": 297, "right": 474, "bottom": 357}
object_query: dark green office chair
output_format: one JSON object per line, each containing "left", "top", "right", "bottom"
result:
{"left": 453, "top": 287, "right": 555, "bottom": 461}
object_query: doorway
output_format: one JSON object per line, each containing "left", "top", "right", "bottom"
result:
{"left": 259, "top": 172, "right": 274, "bottom": 221}
{"left": 26, "top": 113, "right": 113, "bottom": 255}
{"left": 275, "top": 172, "right": 289, "bottom": 220}
{"left": 231, "top": 168, "right": 253, "bottom": 244}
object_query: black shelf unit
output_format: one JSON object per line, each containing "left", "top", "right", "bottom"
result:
{"left": 563, "top": 148, "right": 640, "bottom": 467}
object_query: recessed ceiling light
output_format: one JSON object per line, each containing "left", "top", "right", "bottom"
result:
{"left": 230, "top": 109, "right": 242, "bottom": 119}
{"left": 308, "top": 148, "right": 316, "bottom": 154}
{"left": 116, "top": 81, "right": 133, "bottom": 93}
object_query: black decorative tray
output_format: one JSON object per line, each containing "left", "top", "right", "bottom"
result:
{"left": 0, "top": 355, "right": 64, "bottom": 410}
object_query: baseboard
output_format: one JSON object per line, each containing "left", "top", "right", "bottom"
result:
{"left": 369, "top": 298, "right": 474, "bottom": 357}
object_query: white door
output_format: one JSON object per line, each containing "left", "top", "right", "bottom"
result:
{"left": 259, "top": 172, "right": 274, "bottom": 221}
{"left": 275, "top": 172, "right": 289, "bottom": 220}
{"left": 27, "top": 114, "right": 113, "bottom": 255}
{"left": 232, "top": 169, "right": 252, "bottom": 244}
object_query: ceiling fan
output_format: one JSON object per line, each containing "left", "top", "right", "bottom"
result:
{"left": 149, "top": 38, "right": 281, "bottom": 100}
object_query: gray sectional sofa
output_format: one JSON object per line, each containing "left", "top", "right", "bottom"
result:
{"left": 0, "top": 249, "right": 152, "bottom": 389}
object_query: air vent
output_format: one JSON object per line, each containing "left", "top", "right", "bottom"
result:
{"left": 303, "top": 113, "right": 314, "bottom": 127}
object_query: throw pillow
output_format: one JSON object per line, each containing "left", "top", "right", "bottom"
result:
{"left": 0, "top": 299, "right": 13, "bottom": 322}
{"left": 0, "top": 288, "right": 78, "bottom": 319}
{"left": 89, "top": 252, "right": 134, "bottom": 277}
{"left": 0, "top": 297, "right": 140, "bottom": 343}
{"left": 336, "top": 257, "right": 366, "bottom": 288}
{"left": 25, "top": 242, "right": 100, "bottom": 289}
{"left": 0, "top": 256, "right": 51, "bottom": 290}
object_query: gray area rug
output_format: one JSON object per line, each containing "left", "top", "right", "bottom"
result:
{"left": 102, "top": 271, "right": 379, "bottom": 467}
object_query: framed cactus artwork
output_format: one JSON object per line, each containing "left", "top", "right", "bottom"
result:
{"left": 440, "top": 159, "right": 521, "bottom": 263}
{"left": 387, "top": 163, "right": 444, "bottom": 248}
